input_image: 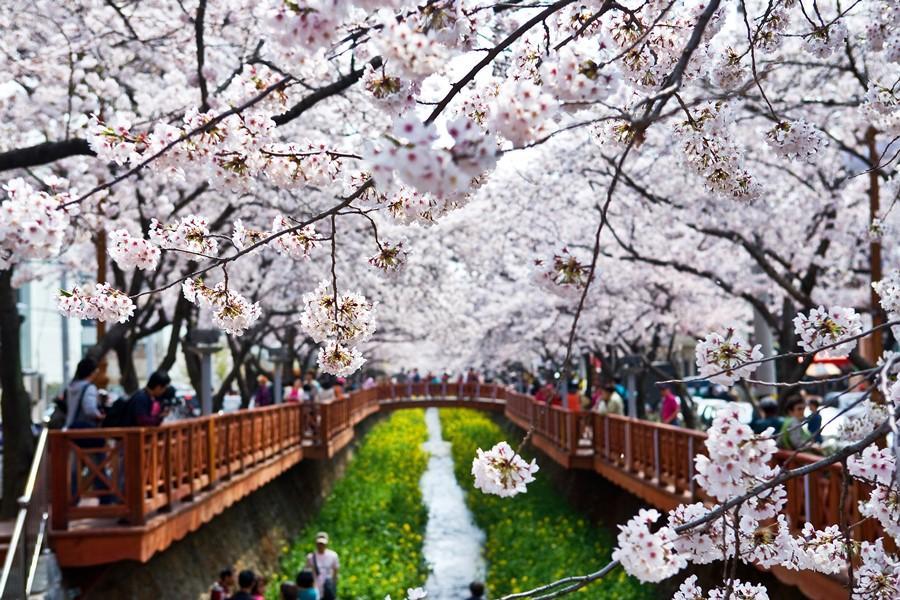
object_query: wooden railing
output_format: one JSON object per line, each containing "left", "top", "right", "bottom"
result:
{"left": 48, "top": 382, "right": 882, "bottom": 549}
{"left": 50, "top": 403, "right": 304, "bottom": 530}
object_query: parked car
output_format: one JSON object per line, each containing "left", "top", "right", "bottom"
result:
{"left": 693, "top": 398, "right": 755, "bottom": 429}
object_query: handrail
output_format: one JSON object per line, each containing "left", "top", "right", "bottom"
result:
{"left": 0, "top": 425, "right": 50, "bottom": 598}
{"left": 45, "top": 382, "right": 883, "bottom": 562}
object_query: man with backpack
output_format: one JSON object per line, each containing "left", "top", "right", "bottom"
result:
{"left": 103, "top": 371, "right": 173, "bottom": 428}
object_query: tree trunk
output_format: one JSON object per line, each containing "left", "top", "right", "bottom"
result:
{"left": 0, "top": 270, "right": 36, "bottom": 518}
{"left": 113, "top": 334, "right": 140, "bottom": 394}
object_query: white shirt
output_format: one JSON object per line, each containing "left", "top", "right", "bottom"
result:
{"left": 307, "top": 549, "right": 339, "bottom": 594}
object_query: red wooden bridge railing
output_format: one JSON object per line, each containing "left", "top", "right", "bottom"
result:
{"left": 48, "top": 382, "right": 883, "bottom": 563}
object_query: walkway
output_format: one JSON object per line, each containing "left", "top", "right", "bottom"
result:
{"left": 49, "top": 382, "right": 873, "bottom": 599}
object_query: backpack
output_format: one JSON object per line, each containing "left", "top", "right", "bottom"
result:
{"left": 103, "top": 395, "right": 136, "bottom": 427}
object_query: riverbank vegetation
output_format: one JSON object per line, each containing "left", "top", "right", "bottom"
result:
{"left": 269, "top": 410, "right": 429, "bottom": 599}
{"left": 440, "top": 408, "right": 654, "bottom": 599}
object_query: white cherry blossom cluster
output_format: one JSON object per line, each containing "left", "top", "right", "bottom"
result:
{"left": 487, "top": 80, "right": 559, "bottom": 147}
{"left": 753, "top": 6, "right": 790, "bottom": 52}
{"left": 367, "top": 8, "right": 449, "bottom": 81}
{"left": 848, "top": 446, "right": 900, "bottom": 539}
{"left": 367, "top": 116, "right": 495, "bottom": 201}
{"left": 766, "top": 120, "right": 827, "bottom": 164}
{"left": 792, "top": 305, "right": 862, "bottom": 357}
{"left": 611, "top": 508, "right": 686, "bottom": 583}
{"left": 694, "top": 405, "right": 781, "bottom": 504}
{"left": 261, "top": 0, "right": 342, "bottom": 59}
{"left": 839, "top": 398, "right": 891, "bottom": 442}
{"left": 57, "top": 283, "right": 136, "bottom": 324}
{"left": 368, "top": 241, "right": 408, "bottom": 276}
{"left": 272, "top": 216, "right": 318, "bottom": 260}
{"left": 873, "top": 269, "right": 900, "bottom": 318}
{"left": 181, "top": 279, "right": 262, "bottom": 336}
{"left": 540, "top": 45, "right": 621, "bottom": 105}
{"left": 531, "top": 249, "right": 591, "bottom": 300}
{"left": 231, "top": 219, "right": 268, "bottom": 251}
{"left": 709, "top": 48, "right": 747, "bottom": 90}
{"left": 263, "top": 142, "right": 344, "bottom": 189}
{"left": 317, "top": 341, "right": 366, "bottom": 377}
{"left": 0, "top": 178, "right": 70, "bottom": 270}
{"left": 674, "top": 575, "right": 768, "bottom": 600}
{"left": 362, "top": 63, "right": 418, "bottom": 115}
{"left": 471, "top": 441, "right": 538, "bottom": 498}
{"left": 674, "top": 103, "right": 761, "bottom": 202}
{"left": 802, "top": 20, "right": 848, "bottom": 59}
{"left": 108, "top": 229, "right": 161, "bottom": 271}
{"left": 854, "top": 539, "right": 900, "bottom": 599}
{"left": 88, "top": 69, "right": 293, "bottom": 191}
{"left": 149, "top": 215, "right": 219, "bottom": 256}
{"left": 695, "top": 325, "right": 763, "bottom": 385}
{"left": 87, "top": 113, "right": 145, "bottom": 166}
{"left": 299, "top": 280, "right": 376, "bottom": 376}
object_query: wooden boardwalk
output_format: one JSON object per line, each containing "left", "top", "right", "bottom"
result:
{"left": 50, "top": 383, "right": 869, "bottom": 598}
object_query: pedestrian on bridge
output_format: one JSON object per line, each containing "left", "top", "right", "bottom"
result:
{"left": 254, "top": 375, "right": 273, "bottom": 407}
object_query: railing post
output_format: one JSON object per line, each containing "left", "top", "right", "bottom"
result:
{"left": 653, "top": 428, "right": 660, "bottom": 483}
{"left": 625, "top": 420, "right": 632, "bottom": 472}
{"left": 207, "top": 418, "right": 217, "bottom": 488}
{"left": 49, "top": 433, "right": 68, "bottom": 531}
{"left": 604, "top": 417, "right": 610, "bottom": 462}
{"left": 125, "top": 429, "right": 146, "bottom": 525}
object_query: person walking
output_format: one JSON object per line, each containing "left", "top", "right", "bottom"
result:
{"left": 254, "top": 375, "right": 273, "bottom": 408}
{"left": 660, "top": 386, "right": 680, "bottom": 426}
{"left": 64, "top": 357, "right": 106, "bottom": 502}
{"left": 287, "top": 378, "right": 303, "bottom": 403}
{"left": 64, "top": 357, "right": 104, "bottom": 430}
{"left": 305, "top": 532, "right": 339, "bottom": 600}
{"left": 603, "top": 384, "right": 625, "bottom": 415}
{"left": 231, "top": 570, "right": 256, "bottom": 600}
{"left": 209, "top": 567, "right": 235, "bottom": 600}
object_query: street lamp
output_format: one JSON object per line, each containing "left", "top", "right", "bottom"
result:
{"left": 186, "top": 329, "right": 222, "bottom": 415}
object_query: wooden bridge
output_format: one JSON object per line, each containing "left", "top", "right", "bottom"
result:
{"left": 49, "top": 382, "right": 871, "bottom": 598}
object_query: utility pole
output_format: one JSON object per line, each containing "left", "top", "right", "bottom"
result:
{"left": 867, "top": 126, "right": 883, "bottom": 361}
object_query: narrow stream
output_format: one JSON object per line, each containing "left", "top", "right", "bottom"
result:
{"left": 420, "top": 408, "right": 487, "bottom": 600}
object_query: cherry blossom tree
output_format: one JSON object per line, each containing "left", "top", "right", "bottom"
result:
{"left": 1, "top": 0, "right": 899, "bottom": 595}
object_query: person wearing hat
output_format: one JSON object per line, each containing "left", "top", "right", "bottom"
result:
{"left": 305, "top": 532, "right": 339, "bottom": 600}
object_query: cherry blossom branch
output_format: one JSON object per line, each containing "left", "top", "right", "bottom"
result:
{"left": 424, "top": 0, "right": 589, "bottom": 124}
{"left": 61, "top": 75, "right": 293, "bottom": 208}
{"left": 655, "top": 318, "right": 900, "bottom": 386}
{"left": 130, "top": 179, "right": 373, "bottom": 299}
{"left": 500, "top": 406, "right": 895, "bottom": 600}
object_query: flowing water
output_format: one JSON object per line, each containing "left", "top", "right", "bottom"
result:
{"left": 420, "top": 408, "right": 486, "bottom": 600}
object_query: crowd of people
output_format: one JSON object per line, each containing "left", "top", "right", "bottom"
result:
{"left": 207, "top": 532, "right": 488, "bottom": 600}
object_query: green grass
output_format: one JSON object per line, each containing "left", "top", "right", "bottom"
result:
{"left": 440, "top": 408, "right": 655, "bottom": 599}
{"left": 269, "top": 410, "right": 429, "bottom": 599}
